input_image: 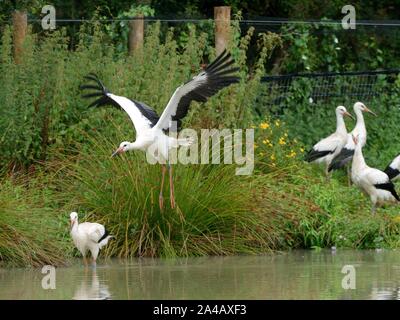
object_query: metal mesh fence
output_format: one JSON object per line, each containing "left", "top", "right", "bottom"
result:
{"left": 258, "top": 69, "right": 400, "bottom": 114}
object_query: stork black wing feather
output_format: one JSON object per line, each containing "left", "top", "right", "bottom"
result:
{"left": 304, "top": 149, "right": 333, "bottom": 162}
{"left": 384, "top": 166, "right": 400, "bottom": 181}
{"left": 80, "top": 73, "right": 160, "bottom": 130}
{"left": 133, "top": 100, "right": 159, "bottom": 127}
{"left": 328, "top": 148, "right": 355, "bottom": 172}
{"left": 206, "top": 49, "right": 228, "bottom": 71}
{"left": 374, "top": 182, "right": 400, "bottom": 201}
{"left": 167, "top": 50, "right": 240, "bottom": 131}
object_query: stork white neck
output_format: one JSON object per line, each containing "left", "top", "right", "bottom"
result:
{"left": 353, "top": 107, "right": 366, "bottom": 132}
{"left": 126, "top": 141, "right": 139, "bottom": 151}
{"left": 353, "top": 141, "right": 367, "bottom": 170}
{"left": 335, "top": 111, "right": 347, "bottom": 136}
{"left": 71, "top": 218, "right": 79, "bottom": 232}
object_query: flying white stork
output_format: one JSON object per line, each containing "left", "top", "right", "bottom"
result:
{"left": 328, "top": 102, "right": 377, "bottom": 176}
{"left": 70, "top": 212, "right": 114, "bottom": 267}
{"left": 304, "top": 106, "right": 354, "bottom": 179}
{"left": 80, "top": 50, "right": 240, "bottom": 210}
{"left": 384, "top": 154, "right": 400, "bottom": 181}
{"left": 351, "top": 135, "right": 400, "bottom": 214}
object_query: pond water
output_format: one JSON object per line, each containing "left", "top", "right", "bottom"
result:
{"left": 1, "top": 249, "right": 400, "bottom": 300}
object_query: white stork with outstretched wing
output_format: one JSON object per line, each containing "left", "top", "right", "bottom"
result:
{"left": 80, "top": 50, "right": 240, "bottom": 209}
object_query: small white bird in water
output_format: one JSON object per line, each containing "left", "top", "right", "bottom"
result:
{"left": 69, "top": 212, "right": 113, "bottom": 267}
{"left": 351, "top": 135, "right": 400, "bottom": 214}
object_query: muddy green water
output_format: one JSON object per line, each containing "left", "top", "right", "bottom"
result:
{"left": 1, "top": 249, "right": 400, "bottom": 300}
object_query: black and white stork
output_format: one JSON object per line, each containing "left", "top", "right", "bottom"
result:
{"left": 70, "top": 212, "right": 113, "bottom": 268}
{"left": 328, "top": 102, "right": 376, "bottom": 176}
{"left": 80, "top": 50, "right": 240, "bottom": 209}
{"left": 351, "top": 135, "right": 400, "bottom": 214}
{"left": 384, "top": 154, "right": 400, "bottom": 181}
{"left": 304, "top": 106, "right": 354, "bottom": 179}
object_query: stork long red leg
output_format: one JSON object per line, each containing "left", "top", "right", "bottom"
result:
{"left": 159, "top": 164, "right": 167, "bottom": 210}
{"left": 169, "top": 164, "right": 175, "bottom": 209}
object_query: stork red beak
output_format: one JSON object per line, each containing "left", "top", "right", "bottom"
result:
{"left": 344, "top": 111, "right": 355, "bottom": 120}
{"left": 364, "top": 106, "right": 377, "bottom": 116}
{"left": 111, "top": 147, "right": 123, "bottom": 158}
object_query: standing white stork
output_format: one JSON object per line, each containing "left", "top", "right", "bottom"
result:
{"left": 304, "top": 106, "right": 354, "bottom": 179}
{"left": 328, "top": 102, "right": 377, "bottom": 177}
{"left": 70, "top": 212, "right": 113, "bottom": 267}
{"left": 351, "top": 135, "right": 400, "bottom": 214}
{"left": 384, "top": 154, "right": 400, "bottom": 181}
{"left": 80, "top": 50, "right": 240, "bottom": 210}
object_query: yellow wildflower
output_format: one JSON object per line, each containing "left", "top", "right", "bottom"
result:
{"left": 259, "top": 152, "right": 264, "bottom": 156}
{"left": 270, "top": 154, "right": 276, "bottom": 161}
{"left": 278, "top": 137, "right": 286, "bottom": 145}
{"left": 286, "top": 150, "right": 297, "bottom": 158}
{"left": 259, "top": 122, "right": 270, "bottom": 129}
{"left": 284, "top": 132, "right": 288, "bottom": 137}
{"left": 262, "top": 139, "right": 270, "bottom": 145}
{"left": 275, "top": 120, "right": 280, "bottom": 127}
{"left": 268, "top": 143, "right": 273, "bottom": 147}
{"left": 300, "top": 147, "right": 305, "bottom": 153}
{"left": 271, "top": 162, "right": 276, "bottom": 167}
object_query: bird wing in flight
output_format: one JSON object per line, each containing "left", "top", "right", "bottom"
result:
{"left": 154, "top": 50, "right": 240, "bottom": 131}
{"left": 80, "top": 73, "right": 159, "bottom": 136}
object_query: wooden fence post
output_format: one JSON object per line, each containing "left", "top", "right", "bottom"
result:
{"left": 214, "top": 6, "right": 231, "bottom": 55}
{"left": 128, "top": 14, "right": 144, "bottom": 55}
{"left": 12, "top": 10, "right": 27, "bottom": 64}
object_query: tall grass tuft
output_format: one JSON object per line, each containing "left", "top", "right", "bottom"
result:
{"left": 0, "top": 174, "right": 69, "bottom": 267}
{"left": 57, "top": 128, "right": 278, "bottom": 258}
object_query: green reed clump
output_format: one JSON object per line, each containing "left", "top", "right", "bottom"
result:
{"left": 0, "top": 174, "right": 69, "bottom": 267}
{"left": 56, "top": 128, "right": 280, "bottom": 258}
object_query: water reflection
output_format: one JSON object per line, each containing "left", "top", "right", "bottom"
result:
{"left": 2, "top": 250, "right": 400, "bottom": 299}
{"left": 72, "top": 270, "right": 111, "bottom": 300}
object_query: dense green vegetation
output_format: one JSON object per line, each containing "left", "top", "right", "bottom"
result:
{"left": 1, "top": 3, "right": 400, "bottom": 267}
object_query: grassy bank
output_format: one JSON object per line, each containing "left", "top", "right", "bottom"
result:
{"left": 2, "top": 140, "right": 400, "bottom": 267}
{"left": 1, "top": 20, "right": 400, "bottom": 268}
{"left": 0, "top": 173, "right": 69, "bottom": 267}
